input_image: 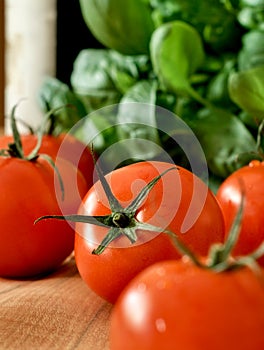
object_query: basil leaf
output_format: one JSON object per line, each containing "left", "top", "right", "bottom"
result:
{"left": 228, "top": 65, "right": 264, "bottom": 121}
{"left": 71, "top": 49, "right": 122, "bottom": 112}
{"left": 79, "top": 0, "right": 154, "bottom": 55}
{"left": 38, "top": 77, "right": 86, "bottom": 134}
{"left": 238, "top": 30, "right": 264, "bottom": 70}
{"left": 150, "top": 20, "right": 205, "bottom": 94}
{"left": 71, "top": 49, "right": 151, "bottom": 112}
{"left": 192, "top": 108, "right": 257, "bottom": 178}
{"left": 117, "top": 80, "right": 161, "bottom": 160}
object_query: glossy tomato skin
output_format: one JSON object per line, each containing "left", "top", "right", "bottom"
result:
{"left": 40, "top": 133, "right": 94, "bottom": 189}
{"left": 74, "top": 161, "right": 225, "bottom": 303}
{"left": 110, "top": 259, "right": 264, "bottom": 350}
{"left": 54, "top": 156, "right": 89, "bottom": 215}
{"left": 0, "top": 133, "right": 94, "bottom": 189}
{"left": 75, "top": 231, "right": 179, "bottom": 304}
{"left": 0, "top": 156, "right": 88, "bottom": 277}
{"left": 216, "top": 160, "right": 264, "bottom": 265}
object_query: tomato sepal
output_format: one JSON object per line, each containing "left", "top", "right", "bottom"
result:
{"left": 185, "top": 190, "right": 264, "bottom": 275}
{"left": 35, "top": 164, "right": 181, "bottom": 254}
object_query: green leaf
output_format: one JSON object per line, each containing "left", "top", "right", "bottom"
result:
{"left": 150, "top": 0, "right": 242, "bottom": 52}
{"left": 238, "top": 4, "right": 264, "bottom": 30}
{"left": 71, "top": 49, "right": 150, "bottom": 112}
{"left": 206, "top": 59, "right": 236, "bottom": 108}
{"left": 71, "top": 49, "right": 122, "bottom": 111}
{"left": 38, "top": 77, "right": 86, "bottom": 134}
{"left": 116, "top": 80, "right": 162, "bottom": 160}
{"left": 150, "top": 20, "right": 205, "bottom": 94}
{"left": 228, "top": 65, "right": 264, "bottom": 121}
{"left": 191, "top": 108, "right": 257, "bottom": 178}
{"left": 79, "top": 0, "right": 154, "bottom": 55}
{"left": 108, "top": 50, "right": 150, "bottom": 94}
{"left": 73, "top": 105, "right": 120, "bottom": 163}
{"left": 238, "top": 30, "right": 264, "bottom": 70}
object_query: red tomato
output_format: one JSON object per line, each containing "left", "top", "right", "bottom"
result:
{"left": 0, "top": 133, "right": 94, "bottom": 188}
{"left": 110, "top": 258, "right": 264, "bottom": 350}
{"left": 74, "top": 161, "right": 225, "bottom": 303}
{"left": 0, "top": 156, "right": 88, "bottom": 278}
{"left": 216, "top": 160, "right": 264, "bottom": 265}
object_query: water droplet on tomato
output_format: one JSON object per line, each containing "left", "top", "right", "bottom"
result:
{"left": 156, "top": 267, "right": 166, "bottom": 276}
{"left": 155, "top": 318, "right": 166, "bottom": 333}
{"left": 156, "top": 280, "right": 166, "bottom": 290}
{"left": 137, "top": 282, "right": 147, "bottom": 293}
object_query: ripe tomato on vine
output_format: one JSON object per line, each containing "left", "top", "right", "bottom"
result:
{"left": 0, "top": 105, "right": 88, "bottom": 277}
{"left": 38, "top": 159, "right": 224, "bottom": 303}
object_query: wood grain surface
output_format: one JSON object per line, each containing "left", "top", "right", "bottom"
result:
{"left": 0, "top": 255, "right": 112, "bottom": 350}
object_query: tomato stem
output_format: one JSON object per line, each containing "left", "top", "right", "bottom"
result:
{"left": 208, "top": 191, "right": 245, "bottom": 268}
{"left": 35, "top": 165, "right": 179, "bottom": 254}
{"left": 39, "top": 96, "right": 73, "bottom": 136}
{"left": 126, "top": 167, "right": 179, "bottom": 214}
{"left": 9, "top": 102, "right": 25, "bottom": 159}
{"left": 112, "top": 212, "right": 131, "bottom": 228}
{"left": 40, "top": 95, "right": 56, "bottom": 136}
{"left": 0, "top": 103, "right": 66, "bottom": 198}
{"left": 92, "top": 228, "right": 122, "bottom": 255}
{"left": 256, "top": 119, "right": 264, "bottom": 157}
{"left": 92, "top": 148, "right": 124, "bottom": 213}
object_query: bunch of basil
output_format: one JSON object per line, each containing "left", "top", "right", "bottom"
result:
{"left": 39, "top": 0, "right": 264, "bottom": 190}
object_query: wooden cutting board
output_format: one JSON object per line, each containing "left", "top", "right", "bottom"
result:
{"left": 0, "top": 256, "right": 112, "bottom": 350}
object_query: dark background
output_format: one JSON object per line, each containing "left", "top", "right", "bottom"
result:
{"left": 56, "top": 0, "right": 103, "bottom": 86}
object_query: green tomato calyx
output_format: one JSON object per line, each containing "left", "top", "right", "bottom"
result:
{"left": 112, "top": 212, "right": 132, "bottom": 228}
{"left": 192, "top": 186, "right": 264, "bottom": 274}
{"left": 35, "top": 157, "right": 180, "bottom": 255}
{"left": 0, "top": 102, "right": 65, "bottom": 199}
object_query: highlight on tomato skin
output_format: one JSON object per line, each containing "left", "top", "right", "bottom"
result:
{"left": 216, "top": 159, "right": 264, "bottom": 266}
{"left": 109, "top": 257, "right": 264, "bottom": 350}
{"left": 73, "top": 160, "right": 225, "bottom": 303}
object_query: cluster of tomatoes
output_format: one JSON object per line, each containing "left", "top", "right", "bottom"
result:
{"left": 76, "top": 160, "right": 264, "bottom": 350}
{"left": 1, "top": 109, "right": 264, "bottom": 349}
{"left": 103, "top": 160, "right": 264, "bottom": 350}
